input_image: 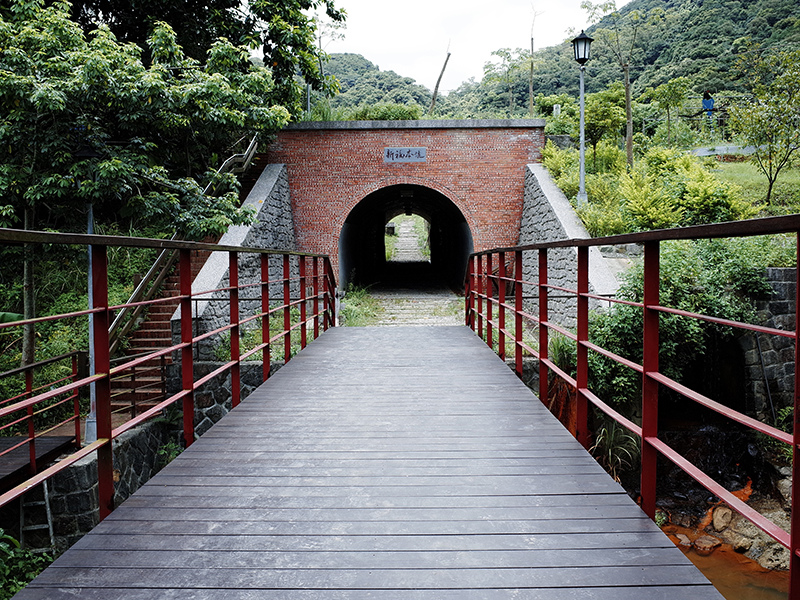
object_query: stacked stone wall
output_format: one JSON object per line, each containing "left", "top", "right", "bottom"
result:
{"left": 171, "top": 164, "right": 298, "bottom": 362}
{"left": 519, "top": 164, "right": 619, "bottom": 328}
{"left": 0, "top": 421, "right": 173, "bottom": 553}
{"left": 741, "top": 267, "right": 796, "bottom": 419}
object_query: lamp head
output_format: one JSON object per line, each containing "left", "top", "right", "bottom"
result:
{"left": 572, "top": 30, "right": 593, "bottom": 65}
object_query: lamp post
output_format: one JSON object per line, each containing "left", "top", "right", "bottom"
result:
{"left": 572, "top": 30, "right": 593, "bottom": 207}
{"left": 74, "top": 144, "right": 102, "bottom": 444}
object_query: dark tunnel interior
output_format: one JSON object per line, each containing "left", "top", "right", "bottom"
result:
{"left": 338, "top": 184, "right": 474, "bottom": 291}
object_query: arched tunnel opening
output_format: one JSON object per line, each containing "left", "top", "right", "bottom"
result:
{"left": 338, "top": 184, "right": 474, "bottom": 291}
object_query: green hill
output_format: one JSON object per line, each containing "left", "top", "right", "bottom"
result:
{"left": 319, "top": 0, "right": 800, "bottom": 119}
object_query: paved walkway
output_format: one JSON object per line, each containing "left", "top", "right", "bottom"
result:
{"left": 17, "top": 327, "right": 723, "bottom": 599}
{"left": 368, "top": 218, "right": 463, "bottom": 326}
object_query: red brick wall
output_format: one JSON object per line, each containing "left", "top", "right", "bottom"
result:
{"left": 266, "top": 121, "right": 545, "bottom": 273}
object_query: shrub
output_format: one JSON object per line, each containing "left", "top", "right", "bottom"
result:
{"left": 586, "top": 142, "right": 626, "bottom": 176}
{"left": 346, "top": 103, "right": 423, "bottom": 121}
{"left": 621, "top": 170, "right": 683, "bottom": 231}
{"left": 586, "top": 238, "right": 782, "bottom": 414}
{"left": 0, "top": 529, "right": 54, "bottom": 600}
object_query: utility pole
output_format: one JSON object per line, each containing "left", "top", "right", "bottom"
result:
{"left": 429, "top": 43, "right": 451, "bottom": 115}
{"left": 529, "top": 5, "right": 544, "bottom": 118}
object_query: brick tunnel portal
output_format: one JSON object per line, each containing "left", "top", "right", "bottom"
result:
{"left": 338, "top": 184, "right": 474, "bottom": 291}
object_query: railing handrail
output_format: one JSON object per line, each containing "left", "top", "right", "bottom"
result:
{"left": 0, "top": 228, "right": 329, "bottom": 257}
{"left": 0, "top": 230, "right": 337, "bottom": 527}
{"left": 471, "top": 213, "right": 800, "bottom": 256}
{"left": 466, "top": 213, "right": 800, "bottom": 599}
{"left": 0, "top": 350, "right": 86, "bottom": 380}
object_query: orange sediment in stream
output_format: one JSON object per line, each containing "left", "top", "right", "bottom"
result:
{"left": 664, "top": 524, "right": 788, "bottom": 600}
{"left": 697, "top": 479, "right": 754, "bottom": 530}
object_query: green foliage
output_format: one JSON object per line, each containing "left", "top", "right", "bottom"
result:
{"left": 587, "top": 238, "right": 785, "bottom": 412}
{"left": 545, "top": 143, "right": 759, "bottom": 235}
{"left": 730, "top": 46, "right": 800, "bottom": 204}
{"left": 339, "top": 285, "right": 382, "bottom": 327}
{"left": 584, "top": 84, "right": 627, "bottom": 166}
{"left": 345, "top": 103, "right": 423, "bottom": 121}
{"left": 549, "top": 332, "right": 576, "bottom": 375}
{"left": 586, "top": 142, "right": 626, "bottom": 176}
{"left": 157, "top": 440, "right": 183, "bottom": 468}
{"left": 66, "top": 0, "right": 345, "bottom": 115}
{"left": 620, "top": 170, "right": 683, "bottom": 230}
{"left": 590, "top": 419, "right": 640, "bottom": 482}
{"left": 0, "top": 1, "right": 290, "bottom": 239}
{"left": 321, "top": 54, "right": 432, "bottom": 115}
{"left": 0, "top": 529, "right": 54, "bottom": 600}
{"left": 641, "top": 77, "right": 691, "bottom": 144}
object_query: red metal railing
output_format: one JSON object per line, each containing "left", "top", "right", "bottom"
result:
{"left": 0, "top": 352, "right": 85, "bottom": 473}
{"left": 466, "top": 214, "right": 800, "bottom": 599}
{"left": 0, "top": 228, "right": 336, "bottom": 520}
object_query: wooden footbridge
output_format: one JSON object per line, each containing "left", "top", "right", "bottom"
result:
{"left": 14, "top": 327, "right": 723, "bottom": 599}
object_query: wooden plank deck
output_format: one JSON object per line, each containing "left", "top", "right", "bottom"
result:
{"left": 15, "top": 326, "right": 723, "bottom": 599}
{"left": 1, "top": 436, "right": 75, "bottom": 490}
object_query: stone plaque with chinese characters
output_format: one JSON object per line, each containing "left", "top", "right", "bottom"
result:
{"left": 384, "top": 147, "right": 427, "bottom": 163}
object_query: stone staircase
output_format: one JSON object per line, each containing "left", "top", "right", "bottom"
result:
{"left": 110, "top": 249, "right": 212, "bottom": 417}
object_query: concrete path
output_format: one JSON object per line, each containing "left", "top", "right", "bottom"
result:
{"left": 369, "top": 218, "right": 462, "bottom": 327}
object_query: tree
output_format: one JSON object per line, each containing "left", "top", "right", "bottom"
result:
{"left": 730, "top": 47, "right": 800, "bottom": 204}
{"left": 584, "top": 91, "right": 626, "bottom": 169}
{"left": 483, "top": 48, "right": 528, "bottom": 116}
{"left": 582, "top": 0, "right": 662, "bottom": 169}
{"left": 0, "top": 0, "right": 292, "bottom": 363}
{"left": 642, "top": 77, "right": 690, "bottom": 145}
{"left": 67, "top": 0, "right": 345, "bottom": 115}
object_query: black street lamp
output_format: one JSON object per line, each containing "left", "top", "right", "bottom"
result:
{"left": 572, "top": 30, "right": 593, "bottom": 206}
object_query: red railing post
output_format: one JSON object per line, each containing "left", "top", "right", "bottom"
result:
{"left": 229, "top": 251, "right": 241, "bottom": 408}
{"left": 72, "top": 354, "right": 81, "bottom": 448}
{"left": 91, "top": 244, "right": 114, "bottom": 520}
{"left": 641, "top": 240, "right": 661, "bottom": 519}
{"left": 498, "top": 251, "right": 506, "bottom": 362}
{"left": 323, "top": 259, "right": 332, "bottom": 331}
{"left": 261, "top": 254, "right": 271, "bottom": 382}
{"left": 486, "top": 253, "right": 494, "bottom": 351}
{"left": 299, "top": 257, "right": 307, "bottom": 350}
{"left": 576, "top": 246, "right": 590, "bottom": 449}
{"left": 514, "top": 250, "right": 523, "bottom": 378}
{"left": 538, "top": 249, "right": 549, "bottom": 406}
{"left": 466, "top": 255, "right": 475, "bottom": 329}
{"left": 313, "top": 257, "right": 320, "bottom": 339}
{"left": 476, "top": 254, "right": 484, "bottom": 341}
{"left": 179, "top": 249, "right": 195, "bottom": 449}
{"left": 25, "top": 370, "right": 35, "bottom": 474}
{"left": 789, "top": 231, "right": 800, "bottom": 600}
{"left": 283, "top": 254, "right": 292, "bottom": 363}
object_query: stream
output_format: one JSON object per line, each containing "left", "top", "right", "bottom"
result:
{"left": 665, "top": 525, "right": 789, "bottom": 599}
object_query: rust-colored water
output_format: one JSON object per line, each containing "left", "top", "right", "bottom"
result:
{"left": 665, "top": 526, "right": 789, "bottom": 600}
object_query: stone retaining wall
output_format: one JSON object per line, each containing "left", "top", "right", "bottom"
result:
{"left": 519, "top": 164, "right": 619, "bottom": 329}
{"left": 0, "top": 420, "right": 175, "bottom": 553}
{"left": 170, "top": 163, "right": 298, "bottom": 362}
{"left": 741, "top": 267, "right": 796, "bottom": 420}
{"left": 166, "top": 361, "right": 283, "bottom": 437}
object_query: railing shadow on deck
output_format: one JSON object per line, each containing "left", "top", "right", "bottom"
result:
{"left": 0, "top": 228, "right": 336, "bottom": 520}
{"left": 467, "top": 213, "right": 800, "bottom": 599}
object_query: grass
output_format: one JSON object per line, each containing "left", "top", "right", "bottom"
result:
{"left": 384, "top": 215, "right": 431, "bottom": 261}
{"left": 339, "top": 285, "right": 384, "bottom": 327}
{"left": 713, "top": 160, "right": 800, "bottom": 211}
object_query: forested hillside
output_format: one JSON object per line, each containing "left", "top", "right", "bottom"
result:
{"left": 319, "top": 0, "right": 800, "bottom": 119}
{"left": 325, "top": 54, "right": 432, "bottom": 109}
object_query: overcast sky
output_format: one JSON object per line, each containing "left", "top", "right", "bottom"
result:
{"left": 323, "top": 0, "right": 632, "bottom": 93}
